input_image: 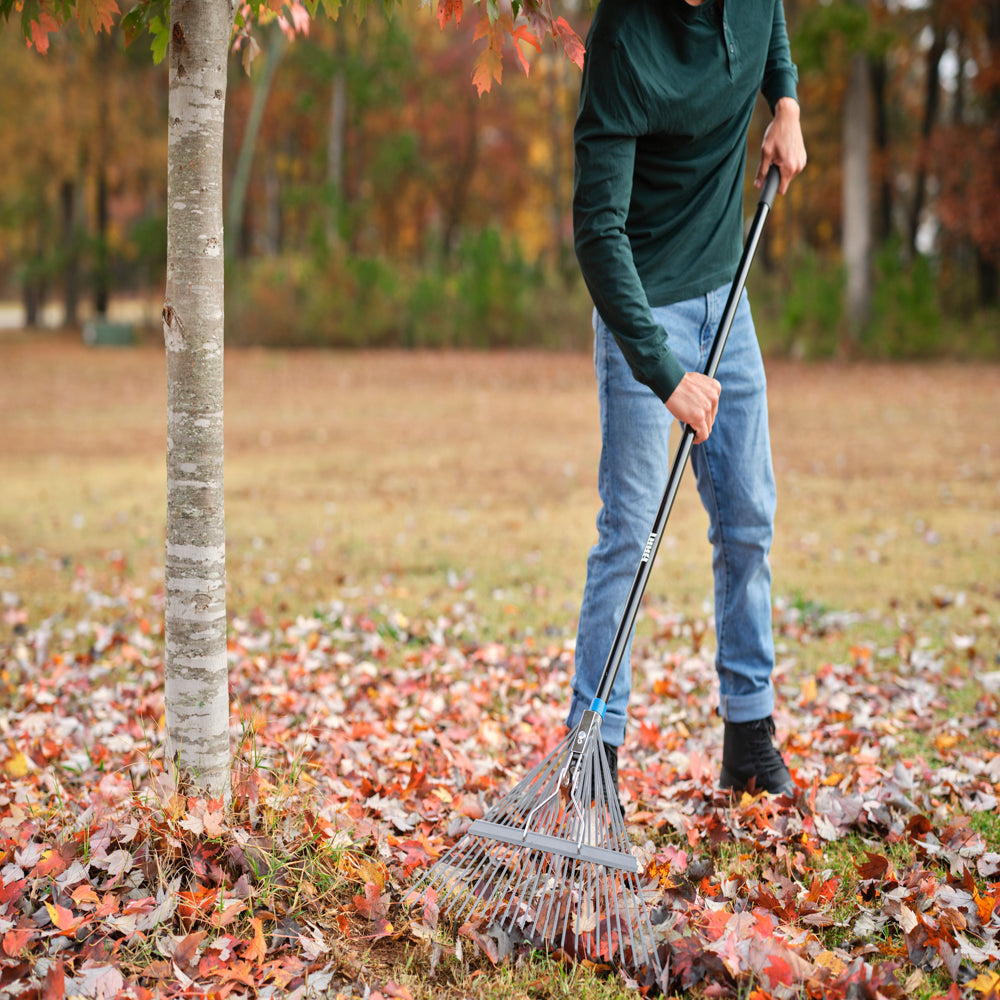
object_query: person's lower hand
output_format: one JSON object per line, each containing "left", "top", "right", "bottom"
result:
{"left": 665, "top": 372, "right": 721, "bottom": 443}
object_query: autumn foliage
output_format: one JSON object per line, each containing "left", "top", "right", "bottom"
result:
{"left": 1, "top": 569, "right": 998, "bottom": 996}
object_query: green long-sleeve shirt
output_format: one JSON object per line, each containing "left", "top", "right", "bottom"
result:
{"left": 573, "top": 0, "right": 799, "bottom": 401}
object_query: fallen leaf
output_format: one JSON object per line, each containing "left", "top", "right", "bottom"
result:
{"left": 2, "top": 926, "right": 33, "bottom": 956}
{"left": 245, "top": 916, "right": 267, "bottom": 965}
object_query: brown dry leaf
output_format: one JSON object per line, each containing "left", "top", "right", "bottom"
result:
{"left": 339, "top": 850, "right": 388, "bottom": 889}
{"left": 814, "top": 950, "right": 848, "bottom": 975}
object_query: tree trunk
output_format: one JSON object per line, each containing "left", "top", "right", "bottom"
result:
{"left": 842, "top": 49, "right": 873, "bottom": 340}
{"left": 225, "top": 25, "right": 285, "bottom": 262}
{"left": 870, "top": 54, "right": 892, "bottom": 245}
{"left": 326, "top": 21, "right": 347, "bottom": 252}
{"left": 60, "top": 179, "right": 80, "bottom": 329}
{"left": 94, "top": 31, "right": 111, "bottom": 317}
{"left": 978, "top": 250, "right": 999, "bottom": 307}
{"left": 162, "top": 0, "right": 236, "bottom": 799}
{"left": 908, "top": 27, "right": 945, "bottom": 256}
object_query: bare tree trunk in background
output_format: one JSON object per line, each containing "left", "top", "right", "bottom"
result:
{"left": 94, "top": 31, "right": 111, "bottom": 318}
{"left": 870, "top": 55, "right": 892, "bottom": 245}
{"left": 162, "top": 0, "right": 237, "bottom": 799}
{"left": 60, "top": 179, "right": 80, "bottom": 328}
{"left": 326, "top": 21, "right": 347, "bottom": 252}
{"left": 226, "top": 25, "right": 285, "bottom": 262}
{"left": 908, "top": 26, "right": 945, "bottom": 256}
{"left": 843, "top": 48, "right": 872, "bottom": 340}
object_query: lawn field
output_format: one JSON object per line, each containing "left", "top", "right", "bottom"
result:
{"left": 0, "top": 332, "right": 998, "bottom": 1000}
{"left": 2, "top": 333, "right": 997, "bottom": 626}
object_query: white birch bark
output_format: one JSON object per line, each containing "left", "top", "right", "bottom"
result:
{"left": 162, "top": 0, "right": 237, "bottom": 798}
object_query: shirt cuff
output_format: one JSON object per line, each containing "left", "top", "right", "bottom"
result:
{"left": 647, "top": 348, "right": 689, "bottom": 403}
{"left": 764, "top": 74, "right": 799, "bottom": 114}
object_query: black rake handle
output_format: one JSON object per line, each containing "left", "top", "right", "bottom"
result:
{"left": 593, "top": 164, "right": 781, "bottom": 709}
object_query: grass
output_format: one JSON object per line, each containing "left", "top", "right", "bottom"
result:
{"left": 3, "top": 334, "right": 997, "bottom": 628}
{"left": 1, "top": 331, "right": 999, "bottom": 998}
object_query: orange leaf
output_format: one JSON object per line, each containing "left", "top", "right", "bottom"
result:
{"left": 33, "top": 850, "right": 69, "bottom": 879}
{"left": 512, "top": 24, "right": 541, "bottom": 51}
{"left": 353, "top": 882, "right": 389, "bottom": 922}
{"left": 2, "top": 926, "right": 33, "bottom": 957}
{"left": 752, "top": 909, "right": 776, "bottom": 937}
{"left": 974, "top": 889, "right": 997, "bottom": 925}
{"left": 245, "top": 917, "right": 267, "bottom": 965}
{"left": 473, "top": 46, "right": 503, "bottom": 96}
{"left": 217, "top": 959, "right": 257, "bottom": 987}
{"left": 553, "top": 16, "right": 585, "bottom": 70}
{"left": 210, "top": 899, "right": 247, "bottom": 928}
{"left": 28, "top": 11, "right": 60, "bottom": 54}
{"left": 94, "top": 892, "right": 119, "bottom": 919}
{"left": 45, "top": 902, "right": 84, "bottom": 935}
{"left": 177, "top": 887, "right": 220, "bottom": 920}
{"left": 72, "top": 885, "right": 100, "bottom": 908}
{"left": 934, "top": 732, "right": 961, "bottom": 752}
{"left": 436, "top": 0, "right": 463, "bottom": 29}
{"left": 473, "top": 10, "right": 494, "bottom": 42}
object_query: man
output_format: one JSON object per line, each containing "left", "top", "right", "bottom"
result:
{"left": 567, "top": 0, "right": 807, "bottom": 799}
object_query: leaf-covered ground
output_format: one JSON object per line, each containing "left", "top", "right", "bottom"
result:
{"left": 1, "top": 342, "right": 998, "bottom": 998}
{"left": 1, "top": 569, "right": 997, "bottom": 999}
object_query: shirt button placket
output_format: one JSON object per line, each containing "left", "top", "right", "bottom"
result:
{"left": 723, "top": 19, "right": 736, "bottom": 76}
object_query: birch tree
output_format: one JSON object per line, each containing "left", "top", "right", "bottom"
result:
{"left": 160, "top": 0, "right": 237, "bottom": 797}
{"left": 1, "top": 0, "right": 584, "bottom": 800}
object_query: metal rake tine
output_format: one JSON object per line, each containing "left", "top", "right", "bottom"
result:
{"left": 493, "top": 847, "right": 537, "bottom": 930}
{"left": 545, "top": 855, "right": 574, "bottom": 947}
{"left": 521, "top": 846, "right": 565, "bottom": 942}
{"left": 438, "top": 843, "right": 504, "bottom": 922}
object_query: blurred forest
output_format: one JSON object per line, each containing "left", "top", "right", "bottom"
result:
{"left": 1, "top": 0, "right": 998, "bottom": 358}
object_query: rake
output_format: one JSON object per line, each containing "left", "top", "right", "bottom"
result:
{"left": 409, "top": 166, "right": 782, "bottom": 980}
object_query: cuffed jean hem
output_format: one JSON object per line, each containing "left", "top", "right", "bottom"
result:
{"left": 718, "top": 685, "right": 775, "bottom": 724}
{"left": 566, "top": 694, "right": 627, "bottom": 747}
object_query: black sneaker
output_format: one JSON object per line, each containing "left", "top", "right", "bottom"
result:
{"left": 603, "top": 741, "right": 625, "bottom": 818}
{"left": 719, "top": 717, "right": 794, "bottom": 796}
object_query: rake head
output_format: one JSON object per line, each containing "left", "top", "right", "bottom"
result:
{"left": 409, "top": 711, "right": 663, "bottom": 980}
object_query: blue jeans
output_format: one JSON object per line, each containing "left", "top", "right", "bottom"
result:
{"left": 567, "top": 284, "right": 777, "bottom": 747}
